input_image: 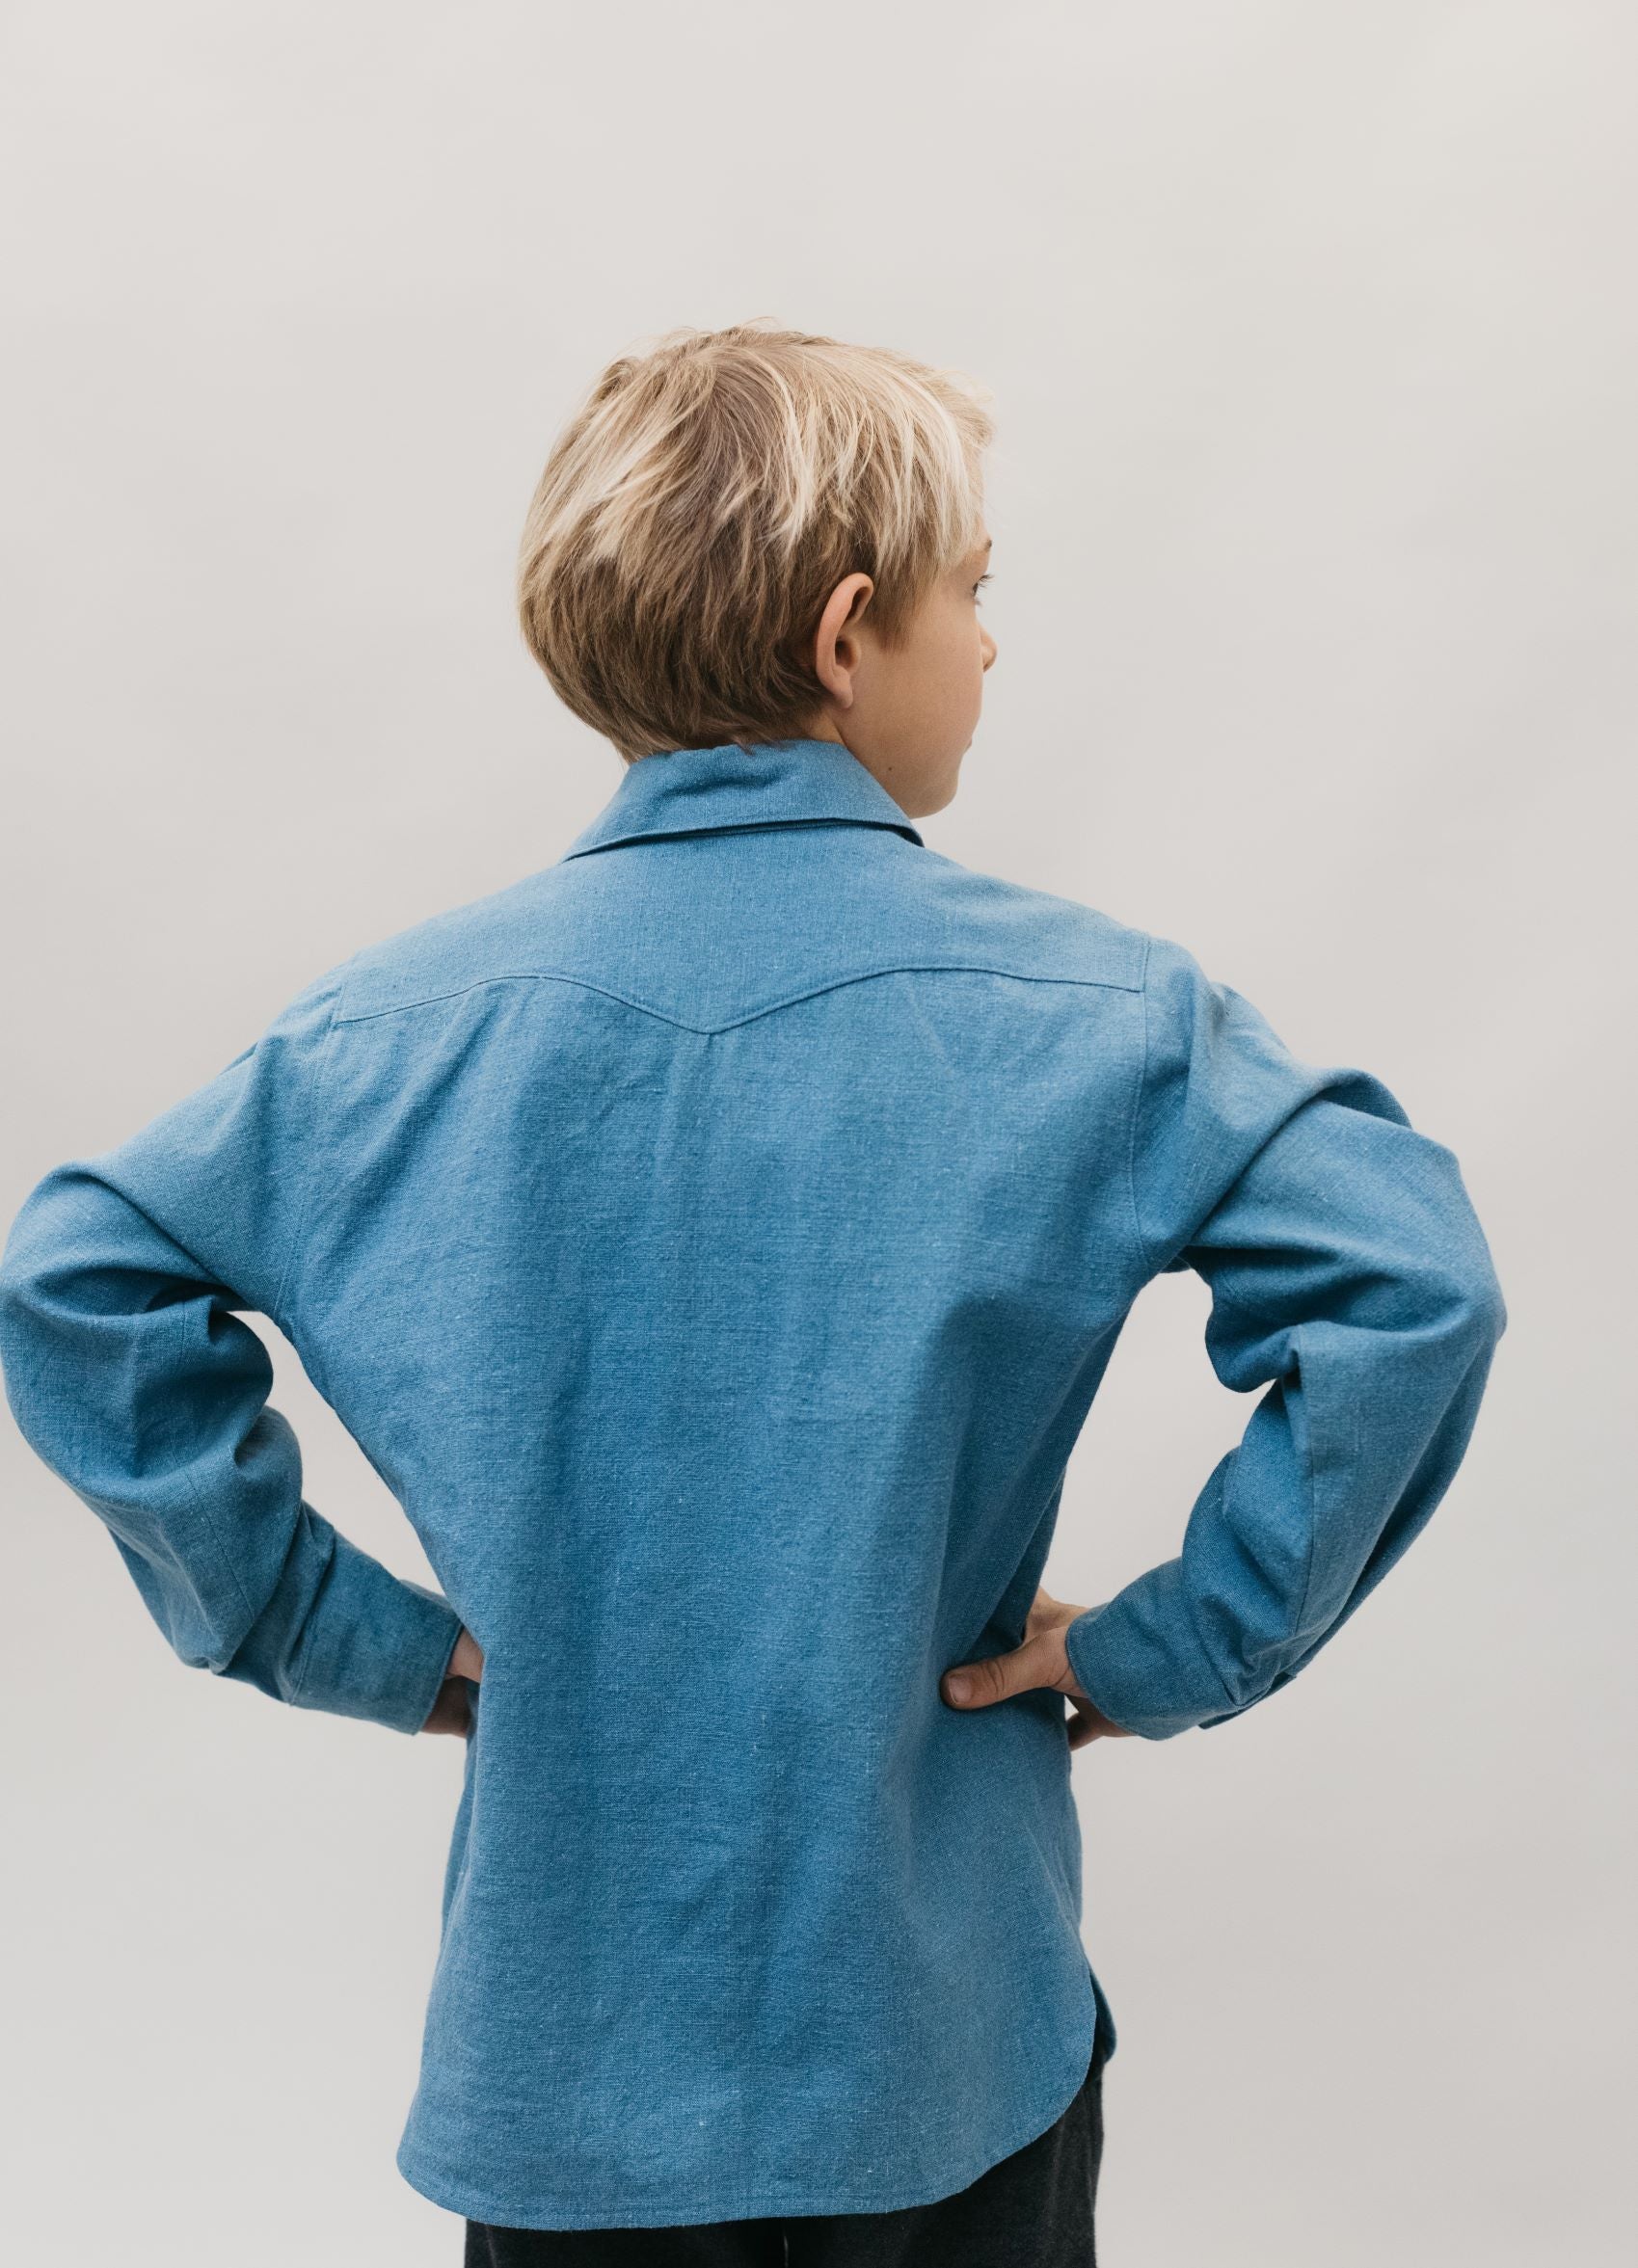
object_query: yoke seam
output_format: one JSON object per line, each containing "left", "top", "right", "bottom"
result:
{"left": 335, "top": 960, "right": 1144, "bottom": 1034}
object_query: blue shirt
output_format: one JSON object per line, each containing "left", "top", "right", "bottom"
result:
{"left": 0, "top": 736, "right": 1507, "bottom": 2229}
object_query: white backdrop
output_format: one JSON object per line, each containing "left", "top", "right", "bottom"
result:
{"left": 1, "top": 4, "right": 1632, "bottom": 2261}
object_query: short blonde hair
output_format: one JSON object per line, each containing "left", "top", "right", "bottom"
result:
{"left": 516, "top": 320, "right": 993, "bottom": 762}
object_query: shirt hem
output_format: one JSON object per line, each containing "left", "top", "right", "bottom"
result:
{"left": 394, "top": 1980, "right": 1098, "bottom": 2232}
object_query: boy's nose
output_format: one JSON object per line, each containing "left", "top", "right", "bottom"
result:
{"left": 981, "top": 628, "right": 998, "bottom": 670}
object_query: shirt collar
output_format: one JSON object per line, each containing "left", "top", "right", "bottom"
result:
{"left": 557, "top": 738, "right": 926, "bottom": 862}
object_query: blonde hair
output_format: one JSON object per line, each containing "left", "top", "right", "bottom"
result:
{"left": 516, "top": 320, "right": 994, "bottom": 762}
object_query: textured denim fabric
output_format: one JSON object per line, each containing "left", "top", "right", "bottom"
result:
{"left": 0, "top": 736, "right": 1506, "bottom": 2229}
{"left": 464, "top": 1974, "right": 1110, "bottom": 2261}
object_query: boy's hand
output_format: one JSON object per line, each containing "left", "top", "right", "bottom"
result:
{"left": 941, "top": 1587, "right": 1133, "bottom": 1750}
{"left": 420, "top": 1626, "right": 486, "bottom": 1736}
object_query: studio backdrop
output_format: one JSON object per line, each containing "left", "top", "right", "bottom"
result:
{"left": 1, "top": 5, "right": 1630, "bottom": 2263}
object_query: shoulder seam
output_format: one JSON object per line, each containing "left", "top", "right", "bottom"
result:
{"left": 1126, "top": 934, "right": 1159, "bottom": 1277}
{"left": 270, "top": 975, "right": 345, "bottom": 1326}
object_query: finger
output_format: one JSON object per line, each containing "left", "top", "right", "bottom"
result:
{"left": 941, "top": 1632, "right": 1061, "bottom": 1711}
{"left": 448, "top": 1627, "right": 485, "bottom": 1682}
{"left": 418, "top": 1678, "right": 468, "bottom": 1736}
{"left": 1073, "top": 1697, "right": 1138, "bottom": 1744}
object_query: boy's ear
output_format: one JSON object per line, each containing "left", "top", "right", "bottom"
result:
{"left": 811, "top": 572, "right": 874, "bottom": 710}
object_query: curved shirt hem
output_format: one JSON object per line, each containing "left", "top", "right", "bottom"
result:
{"left": 393, "top": 1983, "right": 1099, "bottom": 2233}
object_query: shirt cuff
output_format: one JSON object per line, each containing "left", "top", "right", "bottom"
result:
{"left": 1063, "top": 1600, "right": 1222, "bottom": 1742}
{"left": 283, "top": 1525, "right": 465, "bottom": 1734}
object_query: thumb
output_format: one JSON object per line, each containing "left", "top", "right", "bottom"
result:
{"left": 447, "top": 1626, "right": 485, "bottom": 1683}
{"left": 942, "top": 1632, "right": 1062, "bottom": 1712}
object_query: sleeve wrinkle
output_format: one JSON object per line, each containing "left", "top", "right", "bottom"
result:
{"left": 1065, "top": 933, "right": 1504, "bottom": 1740}
{"left": 0, "top": 966, "right": 462, "bottom": 1735}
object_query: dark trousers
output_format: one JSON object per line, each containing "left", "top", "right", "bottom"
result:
{"left": 464, "top": 2001, "right": 1110, "bottom": 2268}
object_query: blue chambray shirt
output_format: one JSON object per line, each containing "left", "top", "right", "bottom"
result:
{"left": 0, "top": 736, "right": 1506, "bottom": 2229}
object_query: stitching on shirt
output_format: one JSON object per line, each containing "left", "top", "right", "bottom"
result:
{"left": 1191, "top": 1258, "right": 1328, "bottom": 1676}
{"left": 563, "top": 814, "right": 924, "bottom": 858}
{"left": 284, "top": 1514, "right": 336, "bottom": 1704}
{"left": 334, "top": 959, "right": 1144, "bottom": 1034}
{"left": 1185, "top": 1586, "right": 1251, "bottom": 1715}
{"left": 271, "top": 978, "right": 345, "bottom": 1327}
{"left": 1125, "top": 936, "right": 1156, "bottom": 1277}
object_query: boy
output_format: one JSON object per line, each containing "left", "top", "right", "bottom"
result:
{"left": 0, "top": 322, "right": 1507, "bottom": 2264}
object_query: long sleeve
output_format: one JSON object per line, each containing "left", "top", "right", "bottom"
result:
{"left": 1064, "top": 934, "right": 1508, "bottom": 1741}
{"left": 0, "top": 967, "right": 465, "bottom": 1735}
